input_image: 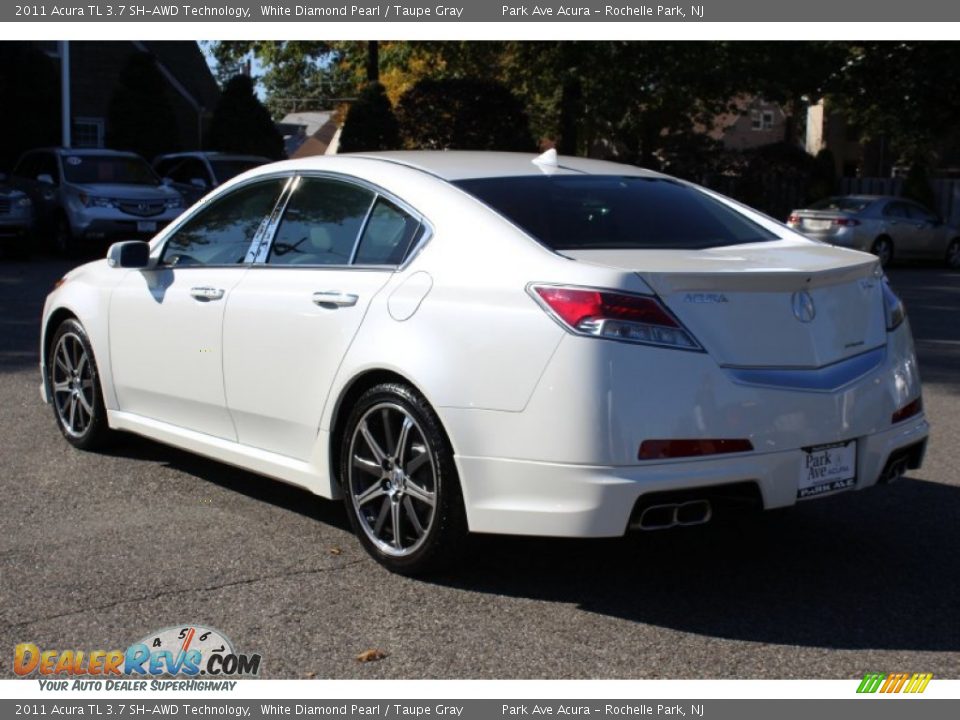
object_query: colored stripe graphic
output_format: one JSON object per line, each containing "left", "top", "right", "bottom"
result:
{"left": 857, "top": 672, "right": 932, "bottom": 693}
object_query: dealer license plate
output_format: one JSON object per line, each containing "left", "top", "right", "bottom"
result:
{"left": 798, "top": 441, "right": 856, "bottom": 499}
{"left": 137, "top": 221, "right": 157, "bottom": 233}
{"left": 803, "top": 219, "right": 831, "bottom": 231}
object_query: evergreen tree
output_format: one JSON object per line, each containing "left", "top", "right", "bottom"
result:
{"left": 106, "top": 51, "right": 181, "bottom": 160}
{"left": 207, "top": 74, "right": 285, "bottom": 159}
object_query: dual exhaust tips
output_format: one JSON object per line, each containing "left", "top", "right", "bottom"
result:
{"left": 632, "top": 499, "right": 713, "bottom": 531}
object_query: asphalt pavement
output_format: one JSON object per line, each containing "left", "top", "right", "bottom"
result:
{"left": 0, "top": 255, "right": 957, "bottom": 679}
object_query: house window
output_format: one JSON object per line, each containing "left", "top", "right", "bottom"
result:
{"left": 751, "top": 110, "right": 775, "bottom": 131}
{"left": 72, "top": 118, "right": 104, "bottom": 149}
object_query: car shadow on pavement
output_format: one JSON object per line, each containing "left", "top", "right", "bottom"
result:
{"left": 99, "top": 433, "right": 354, "bottom": 533}
{"left": 433, "top": 476, "right": 959, "bottom": 653}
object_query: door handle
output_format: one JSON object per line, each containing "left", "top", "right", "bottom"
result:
{"left": 190, "top": 286, "right": 225, "bottom": 301}
{"left": 312, "top": 291, "right": 359, "bottom": 308}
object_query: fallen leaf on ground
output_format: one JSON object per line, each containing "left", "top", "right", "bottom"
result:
{"left": 329, "top": 547, "right": 342, "bottom": 556}
{"left": 356, "top": 648, "right": 387, "bottom": 663}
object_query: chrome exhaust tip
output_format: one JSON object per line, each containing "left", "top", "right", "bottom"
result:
{"left": 676, "top": 499, "right": 712, "bottom": 526}
{"left": 633, "top": 499, "right": 713, "bottom": 530}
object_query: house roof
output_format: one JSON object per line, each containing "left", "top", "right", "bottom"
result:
{"left": 140, "top": 41, "right": 220, "bottom": 111}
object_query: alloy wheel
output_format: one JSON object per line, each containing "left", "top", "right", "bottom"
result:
{"left": 51, "top": 332, "right": 96, "bottom": 438}
{"left": 347, "top": 402, "right": 438, "bottom": 557}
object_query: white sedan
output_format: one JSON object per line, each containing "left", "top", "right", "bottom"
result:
{"left": 40, "top": 151, "right": 930, "bottom": 575}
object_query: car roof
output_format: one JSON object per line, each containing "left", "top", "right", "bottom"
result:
{"left": 33, "top": 147, "right": 145, "bottom": 159}
{"left": 280, "top": 150, "right": 665, "bottom": 182}
{"left": 155, "top": 151, "right": 270, "bottom": 162}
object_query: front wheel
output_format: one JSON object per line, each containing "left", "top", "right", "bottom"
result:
{"left": 53, "top": 216, "right": 76, "bottom": 257}
{"left": 48, "top": 318, "right": 114, "bottom": 450}
{"left": 871, "top": 236, "right": 894, "bottom": 268}
{"left": 946, "top": 238, "right": 960, "bottom": 270}
{"left": 339, "top": 383, "right": 467, "bottom": 576}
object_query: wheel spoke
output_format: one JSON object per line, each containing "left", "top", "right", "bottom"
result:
{"left": 352, "top": 454, "right": 381, "bottom": 477}
{"left": 76, "top": 390, "right": 93, "bottom": 414}
{"left": 390, "top": 498, "right": 403, "bottom": 548}
{"left": 405, "top": 447, "right": 429, "bottom": 476}
{"left": 53, "top": 380, "right": 71, "bottom": 393}
{"left": 75, "top": 353, "right": 88, "bottom": 379}
{"left": 55, "top": 354, "right": 71, "bottom": 375}
{"left": 396, "top": 416, "right": 413, "bottom": 466}
{"left": 403, "top": 496, "right": 425, "bottom": 537}
{"left": 68, "top": 395, "right": 78, "bottom": 430}
{"left": 355, "top": 481, "right": 385, "bottom": 506}
{"left": 381, "top": 408, "right": 395, "bottom": 455}
{"left": 373, "top": 497, "right": 391, "bottom": 535}
{"left": 404, "top": 478, "right": 436, "bottom": 508}
{"left": 359, "top": 420, "right": 386, "bottom": 464}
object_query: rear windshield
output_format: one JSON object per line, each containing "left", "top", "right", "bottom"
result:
{"left": 62, "top": 155, "right": 158, "bottom": 186}
{"left": 454, "top": 175, "right": 777, "bottom": 251}
{"left": 809, "top": 197, "right": 872, "bottom": 213}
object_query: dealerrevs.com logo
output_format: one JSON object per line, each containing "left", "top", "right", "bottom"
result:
{"left": 15, "top": 625, "right": 261, "bottom": 690}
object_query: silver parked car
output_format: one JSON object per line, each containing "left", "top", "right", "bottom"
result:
{"left": 153, "top": 152, "right": 271, "bottom": 206}
{"left": 0, "top": 176, "right": 34, "bottom": 259}
{"left": 787, "top": 195, "right": 960, "bottom": 269}
{"left": 11, "top": 148, "right": 184, "bottom": 255}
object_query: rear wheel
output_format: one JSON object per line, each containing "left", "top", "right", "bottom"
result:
{"left": 339, "top": 383, "right": 467, "bottom": 576}
{"left": 946, "top": 238, "right": 960, "bottom": 270}
{"left": 48, "top": 319, "right": 114, "bottom": 451}
{"left": 871, "top": 236, "right": 893, "bottom": 268}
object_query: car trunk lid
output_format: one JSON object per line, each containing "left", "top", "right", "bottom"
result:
{"left": 562, "top": 240, "right": 887, "bottom": 368}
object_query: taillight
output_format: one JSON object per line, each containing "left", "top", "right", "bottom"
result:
{"left": 892, "top": 397, "right": 922, "bottom": 424}
{"left": 787, "top": 214, "right": 800, "bottom": 225}
{"left": 530, "top": 285, "right": 702, "bottom": 351}
{"left": 882, "top": 280, "right": 905, "bottom": 331}
{"left": 835, "top": 217, "right": 860, "bottom": 227}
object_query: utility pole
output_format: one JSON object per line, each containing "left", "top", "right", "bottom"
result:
{"left": 59, "top": 41, "right": 71, "bottom": 148}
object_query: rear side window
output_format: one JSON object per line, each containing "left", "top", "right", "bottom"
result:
{"left": 353, "top": 198, "right": 421, "bottom": 266}
{"left": 268, "top": 178, "right": 374, "bottom": 266}
{"left": 454, "top": 175, "right": 776, "bottom": 251}
{"left": 161, "top": 179, "right": 287, "bottom": 266}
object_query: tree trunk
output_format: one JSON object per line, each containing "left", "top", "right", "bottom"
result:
{"left": 366, "top": 41, "right": 380, "bottom": 83}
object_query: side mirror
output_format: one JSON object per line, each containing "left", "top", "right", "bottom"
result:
{"left": 37, "top": 173, "right": 54, "bottom": 185}
{"left": 107, "top": 241, "right": 151, "bottom": 269}
{"left": 190, "top": 177, "right": 208, "bottom": 189}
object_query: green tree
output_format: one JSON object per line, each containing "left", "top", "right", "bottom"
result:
{"left": 106, "top": 51, "right": 181, "bottom": 161}
{"left": 396, "top": 78, "right": 535, "bottom": 152}
{"left": 830, "top": 42, "right": 960, "bottom": 170}
{"left": 338, "top": 82, "right": 401, "bottom": 153}
{"left": 206, "top": 74, "right": 285, "bottom": 159}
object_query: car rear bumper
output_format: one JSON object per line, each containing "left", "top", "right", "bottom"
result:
{"left": 455, "top": 415, "right": 929, "bottom": 537}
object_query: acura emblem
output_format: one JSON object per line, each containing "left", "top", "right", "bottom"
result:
{"left": 791, "top": 290, "right": 816, "bottom": 323}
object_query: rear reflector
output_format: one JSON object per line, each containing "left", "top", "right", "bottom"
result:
{"left": 835, "top": 218, "right": 861, "bottom": 227}
{"left": 892, "top": 397, "right": 923, "bottom": 424}
{"left": 639, "top": 439, "right": 754, "bottom": 460}
{"left": 531, "top": 285, "right": 701, "bottom": 351}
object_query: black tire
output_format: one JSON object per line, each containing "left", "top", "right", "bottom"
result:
{"left": 53, "top": 215, "right": 76, "bottom": 257}
{"left": 871, "top": 236, "right": 894, "bottom": 268}
{"left": 47, "top": 318, "right": 114, "bottom": 451}
{"left": 946, "top": 238, "right": 960, "bottom": 270}
{"left": 339, "top": 382, "right": 467, "bottom": 576}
